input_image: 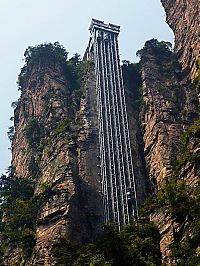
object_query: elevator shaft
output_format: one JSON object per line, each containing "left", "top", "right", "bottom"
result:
{"left": 86, "top": 19, "right": 138, "bottom": 229}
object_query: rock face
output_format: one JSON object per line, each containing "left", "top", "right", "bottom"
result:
{"left": 139, "top": 1, "right": 200, "bottom": 261}
{"left": 137, "top": 43, "right": 182, "bottom": 262}
{"left": 138, "top": 40, "right": 199, "bottom": 189}
{"left": 138, "top": 0, "right": 200, "bottom": 259}
{"left": 151, "top": 2, "right": 200, "bottom": 262}
{"left": 11, "top": 59, "right": 103, "bottom": 265}
{"left": 8, "top": 43, "right": 148, "bottom": 264}
{"left": 139, "top": 42, "right": 182, "bottom": 188}
{"left": 161, "top": 0, "right": 200, "bottom": 81}
{"left": 4, "top": 1, "right": 199, "bottom": 263}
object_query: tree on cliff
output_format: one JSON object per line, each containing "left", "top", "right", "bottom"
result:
{"left": 52, "top": 219, "right": 162, "bottom": 266}
{"left": 17, "top": 42, "right": 69, "bottom": 90}
{"left": 0, "top": 167, "right": 51, "bottom": 261}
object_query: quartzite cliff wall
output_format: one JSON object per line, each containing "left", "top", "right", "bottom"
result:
{"left": 161, "top": 0, "right": 199, "bottom": 81}
{"left": 8, "top": 45, "right": 148, "bottom": 264}
{"left": 3, "top": 1, "right": 199, "bottom": 264}
{"left": 10, "top": 59, "right": 103, "bottom": 265}
{"left": 139, "top": 42, "right": 183, "bottom": 188}
{"left": 138, "top": 40, "right": 199, "bottom": 263}
{"left": 138, "top": 0, "right": 199, "bottom": 262}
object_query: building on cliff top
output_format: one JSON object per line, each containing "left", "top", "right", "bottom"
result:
{"left": 85, "top": 19, "right": 138, "bottom": 229}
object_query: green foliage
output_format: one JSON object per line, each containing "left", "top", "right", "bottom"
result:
{"left": 17, "top": 44, "right": 88, "bottom": 117}
{"left": 29, "top": 156, "right": 40, "bottom": 177}
{"left": 156, "top": 177, "right": 192, "bottom": 221}
{"left": 23, "top": 42, "right": 68, "bottom": 66}
{"left": 45, "top": 145, "right": 53, "bottom": 156}
{"left": 18, "top": 43, "right": 86, "bottom": 91}
{"left": 143, "top": 176, "right": 200, "bottom": 220}
{"left": 174, "top": 119, "right": 200, "bottom": 170}
{"left": 52, "top": 220, "right": 161, "bottom": 266}
{"left": 66, "top": 53, "right": 90, "bottom": 98}
{"left": 122, "top": 62, "right": 143, "bottom": 110}
{"left": 38, "top": 182, "right": 51, "bottom": 194}
{"left": 11, "top": 99, "right": 20, "bottom": 109}
{"left": 74, "top": 244, "right": 111, "bottom": 266}
{"left": 0, "top": 168, "right": 52, "bottom": 260}
{"left": 7, "top": 126, "right": 15, "bottom": 142}
{"left": 170, "top": 181, "right": 200, "bottom": 265}
{"left": 54, "top": 118, "right": 71, "bottom": 135}
{"left": 0, "top": 168, "right": 37, "bottom": 258}
{"left": 52, "top": 238, "right": 78, "bottom": 266}
{"left": 0, "top": 168, "right": 34, "bottom": 202}
{"left": 137, "top": 87, "right": 144, "bottom": 109}
{"left": 141, "top": 177, "right": 200, "bottom": 264}
{"left": 188, "top": 119, "right": 200, "bottom": 137}
{"left": 171, "top": 230, "right": 200, "bottom": 266}
{"left": 18, "top": 42, "right": 68, "bottom": 90}
{"left": 0, "top": 242, "right": 7, "bottom": 259}
{"left": 73, "top": 88, "right": 83, "bottom": 103}
{"left": 194, "top": 57, "right": 200, "bottom": 91}
{"left": 136, "top": 39, "right": 172, "bottom": 59}
{"left": 143, "top": 115, "right": 200, "bottom": 264}
{"left": 122, "top": 62, "right": 141, "bottom": 88}
{"left": 99, "top": 221, "right": 161, "bottom": 266}
{"left": 24, "top": 118, "right": 44, "bottom": 149}
{"left": 136, "top": 39, "right": 181, "bottom": 79}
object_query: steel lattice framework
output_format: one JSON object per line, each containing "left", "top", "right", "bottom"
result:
{"left": 85, "top": 19, "right": 138, "bottom": 229}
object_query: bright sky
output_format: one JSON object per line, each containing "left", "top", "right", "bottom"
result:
{"left": 0, "top": 0, "right": 173, "bottom": 174}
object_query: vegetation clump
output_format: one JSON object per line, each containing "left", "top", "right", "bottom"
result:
{"left": 7, "top": 126, "right": 15, "bottom": 142}
{"left": 141, "top": 109, "right": 200, "bottom": 264}
{"left": 52, "top": 219, "right": 162, "bottom": 266}
{"left": 0, "top": 168, "right": 37, "bottom": 261}
{"left": 18, "top": 42, "right": 68, "bottom": 90}
{"left": 175, "top": 118, "right": 200, "bottom": 170}
{"left": 136, "top": 39, "right": 182, "bottom": 79}
{"left": 17, "top": 42, "right": 89, "bottom": 96}
{"left": 0, "top": 168, "right": 52, "bottom": 262}
{"left": 142, "top": 176, "right": 200, "bottom": 265}
{"left": 67, "top": 53, "right": 90, "bottom": 93}
{"left": 54, "top": 118, "right": 71, "bottom": 135}
{"left": 136, "top": 39, "right": 173, "bottom": 58}
{"left": 122, "top": 61, "right": 143, "bottom": 109}
{"left": 24, "top": 118, "right": 45, "bottom": 150}
{"left": 194, "top": 57, "right": 200, "bottom": 91}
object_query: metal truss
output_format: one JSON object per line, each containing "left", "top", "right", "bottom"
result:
{"left": 86, "top": 19, "right": 138, "bottom": 229}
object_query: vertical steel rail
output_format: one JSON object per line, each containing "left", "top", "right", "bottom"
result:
{"left": 88, "top": 20, "right": 138, "bottom": 228}
{"left": 113, "top": 35, "right": 138, "bottom": 218}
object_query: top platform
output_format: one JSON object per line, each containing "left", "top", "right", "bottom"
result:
{"left": 89, "top": 18, "right": 120, "bottom": 34}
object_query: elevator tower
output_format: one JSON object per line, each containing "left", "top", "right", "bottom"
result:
{"left": 85, "top": 19, "right": 138, "bottom": 229}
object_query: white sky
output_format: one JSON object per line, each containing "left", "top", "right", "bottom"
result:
{"left": 0, "top": 0, "right": 174, "bottom": 173}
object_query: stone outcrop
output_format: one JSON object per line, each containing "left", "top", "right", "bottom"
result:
{"left": 140, "top": 41, "right": 185, "bottom": 187}
{"left": 11, "top": 59, "right": 103, "bottom": 265}
{"left": 2, "top": 0, "right": 199, "bottom": 263}
{"left": 7, "top": 46, "right": 148, "bottom": 265}
{"left": 161, "top": 0, "right": 200, "bottom": 81}
{"left": 138, "top": 39, "right": 199, "bottom": 262}
{"left": 155, "top": 5, "right": 200, "bottom": 262}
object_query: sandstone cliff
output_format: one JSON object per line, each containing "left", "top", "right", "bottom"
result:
{"left": 3, "top": 43, "right": 148, "bottom": 265}
{"left": 161, "top": 0, "right": 200, "bottom": 81}
{"left": 7, "top": 45, "right": 103, "bottom": 265}
{"left": 137, "top": 0, "right": 200, "bottom": 260}
{"left": 138, "top": 39, "right": 199, "bottom": 188}
{"left": 137, "top": 39, "right": 199, "bottom": 263}
{"left": 143, "top": 1, "right": 200, "bottom": 262}
{"left": 1, "top": 1, "right": 199, "bottom": 264}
